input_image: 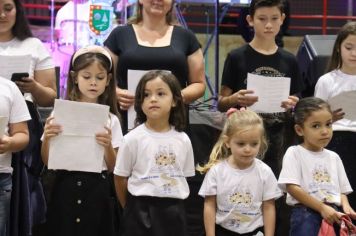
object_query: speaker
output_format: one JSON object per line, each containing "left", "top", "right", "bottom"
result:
{"left": 296, "top": 35, "right": 336, "bottom": 97}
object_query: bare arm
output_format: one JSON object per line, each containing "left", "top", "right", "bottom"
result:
{"left": 341, "top": 194, "right": 356, "bottom": 219}
{"left": 0, "top": 122, "right": 29, "bottom": 154}
{"left": 41, "top": 116, "right": 62, "bottom": 166}
{"left": 114, "top": 175, "right": 128, "bottom": 208}
{"left": 96, "top": 127, "right": 117, "bottom": 172}
{"left": 286, "top": 184, "right": 343, "bottom": 224}
{"left": 217, "top": 86, "right": 258, "bottom": 112}
{"left": 204, "top": 195, "right": 216, "bottom": 236}
{"left": 182, "top": 49, "right": 206, "bottom": 104}
{"left": 17, "top": 69, "right": 57, "bottom": 107}
{"left": 262, "top": 199, "right": 276, "bottom": 236}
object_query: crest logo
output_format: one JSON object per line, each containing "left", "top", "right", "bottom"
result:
{"left": 89, "top": 4, "right": 113, "bottom": 35}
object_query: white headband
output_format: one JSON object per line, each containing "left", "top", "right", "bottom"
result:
{"left": 72, "top": 45, "right": 112, "bottom": 69}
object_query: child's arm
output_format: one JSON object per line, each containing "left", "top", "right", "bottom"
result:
{"left": 262, "top": 199, "right": 276, "bottom": 236}
{"left": 218, "top": 87, "right": 257, "bottom": 112}
{"left": 114, "top": 175, "right": 128, "bottom": 208}
{"left": 204, "top": 195, "right": 216, "bottom": 236}
{"left": 287, "top": 184, "right": 343, "bottom": 224}
{"left": 41, "top": 116, "right": 61, "bottom": 166}
{"left": 341, "top": 194, "right": 356, "bottom": 219}
{"left": 96, "top": 126, "right": 116, "bottom": 172}
{"left": 281, "top": 95, "right": 299, "bottom": 110}
{"left": 0, "top": 121, "right": 29, "bottom": 154}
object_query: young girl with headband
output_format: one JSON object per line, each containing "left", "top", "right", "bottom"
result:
{"left": 41, "top": 45, "right": 123, "bottom": 236}
{"left": 198, "top": 108, "right": 282, "bottom": 236}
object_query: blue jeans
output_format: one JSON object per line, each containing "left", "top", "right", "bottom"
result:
{"left": 0, "top": 173, "right": 12, "bottom": 236}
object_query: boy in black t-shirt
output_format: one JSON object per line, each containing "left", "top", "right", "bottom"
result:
{"left": 218, "top": 1, "right": 305, "bottom": 234}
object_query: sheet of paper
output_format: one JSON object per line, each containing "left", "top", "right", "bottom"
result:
{"left": 246, "top": 73, "right": 291, "bottom": 113}
{"left": 48, "top": 99, "right": 109, "bottom": 173}
{"left": 0, "top": 116, "right": 7, "bottom": 138}
{"left": 0, "top": 55, "right": 31, "bottom": 80}
{"left": 328, "top": 90, "right": 356, "bottom": 121}
{"left": 127, "top": 69, "right": 148, "bottom": 130}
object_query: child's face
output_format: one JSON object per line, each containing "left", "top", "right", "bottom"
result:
{"left": 295, "top": 108, "right": 333, "bottom": 152}
{"left": 247, "top": 6, "right": 285, "bottom": 42}
{"left": 141, "top": 77, "right": 175, "bottom": 123}
{"left": 75, "top": 60, "right": 110, "bottom": 103}
{"left": 225, "top": 126, "right": 262, "bottom": 170}
{"left": 340, "top": 34, "right": 356, "bottom": 74}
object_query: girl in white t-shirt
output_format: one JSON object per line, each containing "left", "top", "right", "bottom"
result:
{"left": 278, "top": 97, "right": 356, "bottom": 236}
{"left": 41, "top": 46, "right": 123, "bottom": 236}
{"left": 198, "top": 108, "right": 282, "bottom": 236}
{"left": 114, "top": 70, "right": 195, "bottom": 236}
{"left": 314, "top": 21, "right": 356, "bottom": 211}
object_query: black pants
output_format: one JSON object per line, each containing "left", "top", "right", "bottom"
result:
{"left": 216, "top": 224, "right": 264, "bottom": 236}
{"left": 120, "top": 194, "right": 187, "bottom": 236}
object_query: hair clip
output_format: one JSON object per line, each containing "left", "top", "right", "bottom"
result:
{"left": 226, "top": 108, "right": 238, "bottom": 117}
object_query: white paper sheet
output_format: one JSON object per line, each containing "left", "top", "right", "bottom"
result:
{"left": 127, "top": 69, "right": 148, "bottom": 130}
{"left": 328, "top": 90, "right": 356, "bottom": 121}
{"left": 246, "top": 73, "right": 291, "bottom": 113}
{"left": 48, "top": 99, "right": 109, "bottom": 173}
{"left": 0, "top": 55, "right": 31, "bottom": 80}
{"left": 0, "top": 116, "right": 7, "bottom": 138}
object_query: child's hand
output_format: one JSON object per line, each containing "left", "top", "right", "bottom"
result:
{"left": 332, "top": 108, "right": 345, "bottom": 122}
{"left": 96, "top": 127, "right": 112, "bottom": 149}
{"left": 343, "top": 204, "right": 356, "bottom": 220}
{"left": 281, "top": 95, "right": 299, "bottom": 110}
{"left": 320, "top": 204, "right": 343, "bottom": 224}
{"left": 232, "top": 89, "right": 258, "bottom": 107}
{"left": 43, "top": 116, "right": 61, "bottom": 141}
{"left": 0, "top": 135, "right": 12, "bottom": 154}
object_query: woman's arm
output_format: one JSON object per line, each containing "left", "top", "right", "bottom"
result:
{"left": 0, "top": 122, "right": 29, "bottom": 154}
{"left": 204, "top": 195, "right": 217, "bottom": 236}
{"left": 17, "top": 68, "right": 57, "bottom": 107}
{"left": 287, "top": 184, "right": 343, "bottom": 224}
{"left": 262, "top": 199, "right": 276, "bottom": 236}
{"left": 114, "top": 175, "right": 128, "bottom": 208}
{"left": 183, "top": 49, "right": 206, "bottom": 104}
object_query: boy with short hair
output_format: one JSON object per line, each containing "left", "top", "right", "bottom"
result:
{"left": 0, "top": 78, "right": 31, "bottom": 234}
{"left": 218, "top": 0, "right": 305, "bottom": 234}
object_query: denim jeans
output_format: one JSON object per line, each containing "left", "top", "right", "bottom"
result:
{"left": 0, "top": 173, "right": 12, "bottom": 236}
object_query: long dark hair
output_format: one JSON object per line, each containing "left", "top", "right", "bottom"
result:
{"left": 66, "top": 52, "right": 119, "bottom": 116}
{"left": 327, "top": 21, "right": 356, "bottom": 72}
{"left": 12, "top": 0, "right": 33, "bottom": 40}
{"left": 134, "top": 70, "right": 186, "bottom": 131}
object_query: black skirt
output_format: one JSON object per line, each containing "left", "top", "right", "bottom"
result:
{"left": 45, "top": 170, "right": 117, "bottom": 236}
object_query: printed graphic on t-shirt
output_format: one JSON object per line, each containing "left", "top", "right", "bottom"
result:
{"left": 219, "top": 187, "right": 260, "bottom": 229}
{"left": 141, "top": 145, "right": 184, "bottom": 196}
{"left": 244, "top": 67, "right": 286, "bottom": 85}
{"left": 309, "top": 164, "right": 337, "bottom": 203}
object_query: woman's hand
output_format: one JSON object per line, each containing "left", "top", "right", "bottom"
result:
{"left": 116, "top": 87, "right": 135, "bottom": 110}
{"left": 15, "top": 77, "right": 39, "bottom": 94}
{"left": 43, "top": 116, "right": 62, "bottom": 141}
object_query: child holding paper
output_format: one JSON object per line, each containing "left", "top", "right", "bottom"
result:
{"left": 41, "top": 46, "right": 123, "bottom": 236}
{"left": 0, "top": 77, "right": 30, "bottom": 234}
{"left": 315, "top": 21, "right": 356, "bottom": 209}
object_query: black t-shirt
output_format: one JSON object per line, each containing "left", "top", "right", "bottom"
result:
{"left": 221, "top": 44, "right": 304, "bottom": 96}
{"left": 104, "top": 24, "right": 200, "bottom": 90}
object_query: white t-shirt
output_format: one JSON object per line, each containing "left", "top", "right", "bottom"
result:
{"left": 0, "top": 37, "right": 54, "bottom": 102}
{"left": 114, "top": 124, "right": 195, "bottom": 199}
{"left": 315, "top": 69, "right": 356, "bottom": 132}
{"left": 199, "top": 159, "right": 282, "bottom": 234}
{"left": 55, "top": 1, "right": 91, "bottom": 47}
{"left": 278, "top": 145, "right": 353, "bottom": 206}
{"left": 0, "top": 78, "right": 31, "bottom": 173}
